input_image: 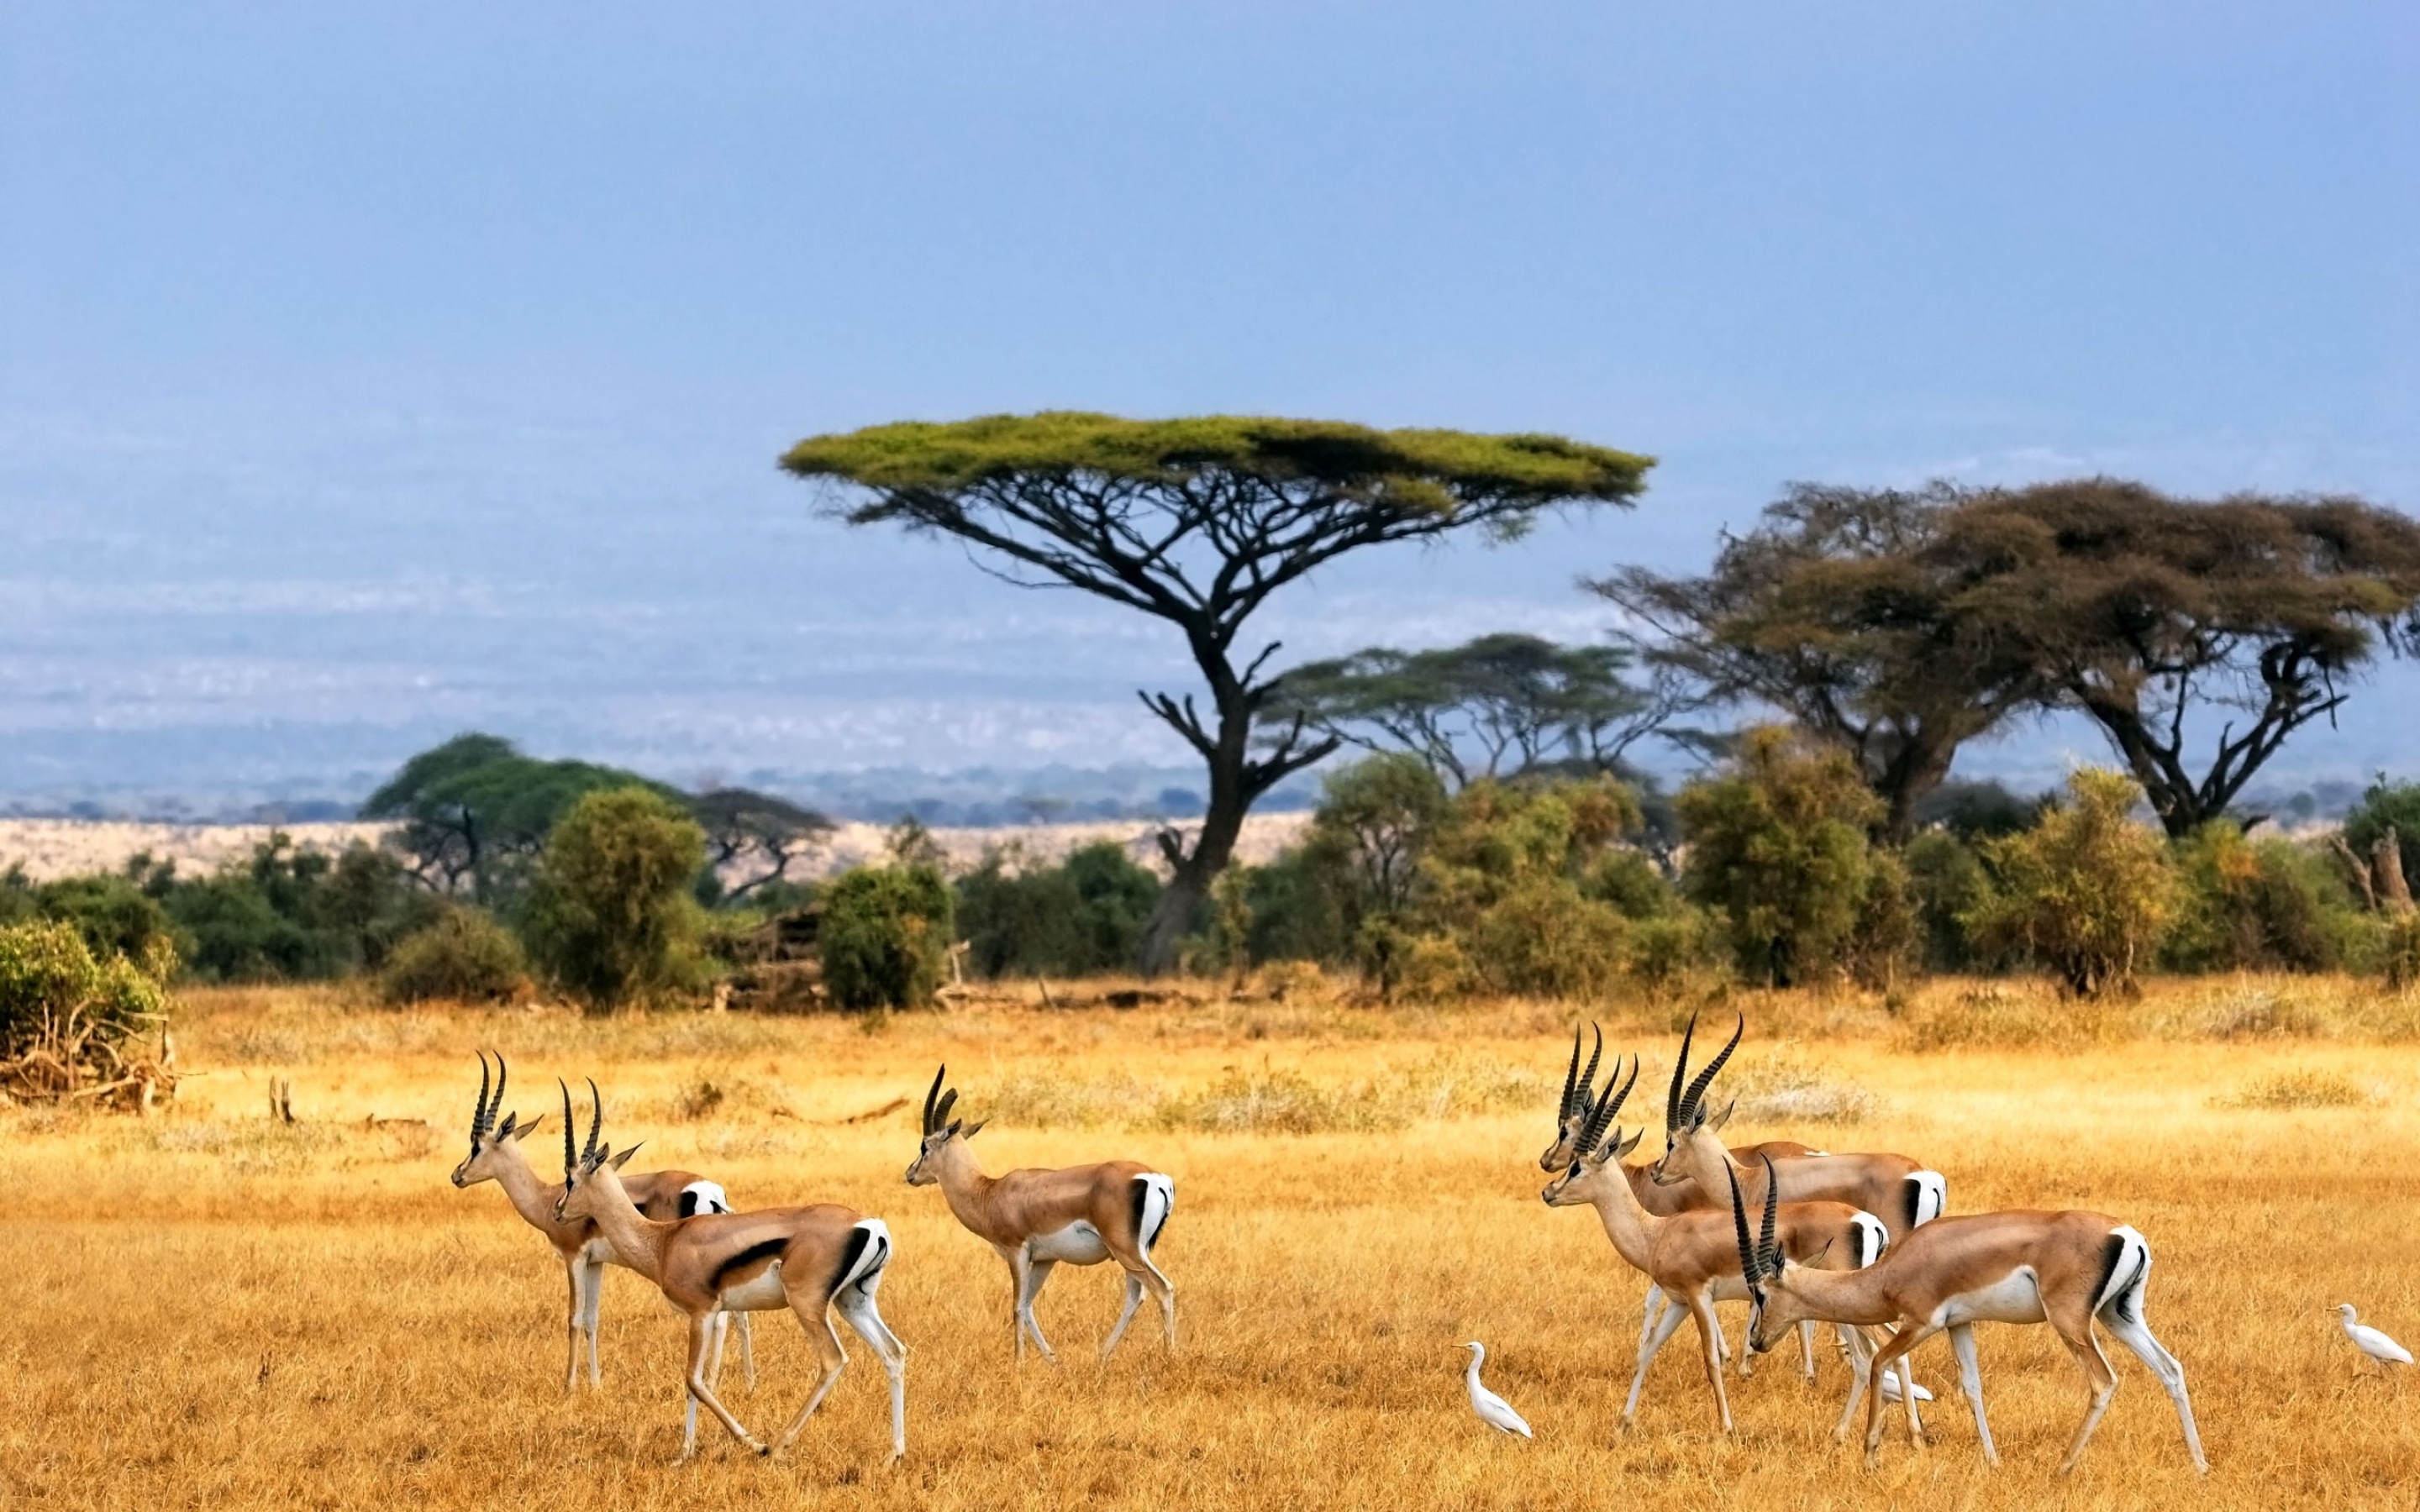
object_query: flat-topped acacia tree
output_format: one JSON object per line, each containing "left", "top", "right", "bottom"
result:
{"left": 781, "top": 412, "right": 1652, "bottom": 975}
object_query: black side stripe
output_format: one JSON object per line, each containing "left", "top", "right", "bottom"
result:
{"left": 1132, "top": 1176, "right": 1170, "bottom": 1251}
{"left": 2103, "top": 1241, "right": 2148, "bottom": 1326}
{"left": 2091, "top": 1232, "right": 2127, "bottom": 1318}
{"left": 709, "top": 1236, "right": 790, "bottom": 1292}
{"left": 827, "top": 1224, "right": 874, "bottom": 1300}
{"left": 1901, "top": 1177, "right": 1921, "bottom": 1234}
{"left": 678, "top": 1190, "right": 701, "bottom": 1218}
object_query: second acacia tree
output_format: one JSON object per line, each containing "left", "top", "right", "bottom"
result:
{"left": 783, "top": 412, "right": 1650, "bottom": 974}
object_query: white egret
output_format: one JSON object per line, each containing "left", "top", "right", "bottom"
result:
{"left": 1879, "top": 1364, "right": 1933, "bottom": 1404}
{"left": 2337, "top": 1305, "right": 2412, "bottom": 1369}
{"left": 1460, "top": 1342, "right": 1534, "bottom": 1438}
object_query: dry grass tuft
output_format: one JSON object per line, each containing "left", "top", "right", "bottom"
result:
{"left": 1721, "top": 1047, "right": 1880, "bottom": 1125}
{"left": 2214, "top": 1068, "right": 2375, "bottom": 1110}
{"left": 979, "top": 1070, "right": 1159, "bottom": 1130}
{"left": 1897, "top": 983, "right": 2123, "bottom": 1053}
{"left": 1147, "top": 1068, "right": 1403, "bottom": 1135}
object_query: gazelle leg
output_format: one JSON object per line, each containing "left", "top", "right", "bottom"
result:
{"left": 562, "top": 1257, "right": 586, "bottom": 1395}
{"left": 1948, "top": 1323, "right": 1996, "bottom": 1466}
{"left": 1799, "top": 1320, "right": 1818, "bottom": 1380}
{"left": 2102, "top": 1307, "right": 2207, "bottom": 1473}
{"left": 771, "top": 1303, "right": 851, "bottom": 1454}
{"left": 681, "top": 1313, "right": 764, "bottom": 1459}
{"left": 581, "top": 1257, "right": 606, "bottom": 1388}
{"left": 1139, "top": 1252, "right": 1176, "bottom": 1348}
{"left": 705, "top": 1310, "right": 729, "bottom": 1391}
{"left": 738, "top": 1311, "right": 757, "bottom": 1389}
{"left": 1102, "top": 1273, "right": 1146, "bottom": 1360}
{"left": 1833, "top": 1326, "right": 1875, "bottom": 1443}
{"left": 2053, "top": 1319, "right": 2122, "bottom": 1475}
{"left": 1860, "top": 1321, "right": 1937, "bottom": 1467}
{"left": 834, "top": 1285, "right": 910, "bottom": 1462}
{"left": 1624, "top": 1294, "right": 1695, "bottom": 1425}
{"left": 1689, "top": 1294, "right": 1735, "bottom": 1434}
{"left": 1015, "top": 1255, "right": 1060, "bottom": 1364}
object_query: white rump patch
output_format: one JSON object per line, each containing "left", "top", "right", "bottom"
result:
{"left": 1908, "top": 1170, "right": 1948, "bottom": 1226}
{"left": 1849, "top": 1210, "right": 1888, "bottom": 1269}
{"left": 681, "top": 1179, "right": 732, "bottom": 1215}
{"left": 1136, "top": 1173, "right": 1175, "bottom": 1253}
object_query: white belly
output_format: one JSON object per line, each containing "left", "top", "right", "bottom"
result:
{"left": 1028, "top": 1221, "right": 1110, "bottom": 1265}
{"left": 1939, "top": 1268, "right": 2045, "bottom": 1326}
{"left": 718, "top": 1262, "right": 789, "bottom": 1312}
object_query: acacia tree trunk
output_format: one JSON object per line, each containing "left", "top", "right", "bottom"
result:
{"left": 1137, "top": 696, "right": 1258, "bottom": 978}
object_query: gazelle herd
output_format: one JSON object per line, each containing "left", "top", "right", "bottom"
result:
{"left": 449, "top": 1010, "right": 2207, "bottom": 1478}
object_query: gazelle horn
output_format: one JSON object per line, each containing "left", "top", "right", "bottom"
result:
{"left": 1757, "top": 1153, "right": 1781, "bottom": 1280}
{"left": 1665, "top": 1011, "right": 1699, "bottom": 1131}
{"left": 471, "top": 1051, "right": 493, "bottom": 1138}
{"left": 1679, "top": 1013, "right": 1744, "bottom": 1126}
{"left": 1727, "top": 1162, "right": 1760, "bottom": 1287}
{"left": 1576, "top": 1022, "right": 1602, "bottom": 1120}
{"left": 583, "top": 1078, "right": 604, "bottom": 1164}
{"left": 1577, "top": 1053, "right": 1637, "bottom": 1156}
{"left": 923, "top": 1064, "right": 946, "bottom": 1136}
{"left": 492, "top": 1053, "right": 509, "bottom": 1132}
{"left": 559, "top": 1079, "right": 576, "bottom": 1175}
{"left": 1559, "top": 1025, "right": 1584, "bottom": 1121}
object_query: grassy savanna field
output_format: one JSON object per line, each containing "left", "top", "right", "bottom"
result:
{"left": 4, "top": 978, "right": 2417, "bottom": 1510}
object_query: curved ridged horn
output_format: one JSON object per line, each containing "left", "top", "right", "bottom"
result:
{"left": 1577, "top": 1053, "right": 1638, "bottom": 1157}
{"left": 934, "top": 1089, "right": 959, "bottom": 1129}
{"left": 471, "top": 1051, "right": 494, "bottom": 1138}
{"left": 1559, "top": 1025, "right": 1585, "bottom": 1121}
{"left": 923, "top": 1065, "right": 946, "bottom": 1136}
{"left": 583, "top": 1077, "right": 603, "bottom": 1165}
{"left": 1679, "top": 1013, "right": 1744, "bottom": 1126}
{"left": 1575, "top": 1023, "right": 1603, "bottom": 1120}
{"left": 1665, "top": 1011, "right": 1699, "bottom": 1131}
{"left": 492, "top": 1053, "right": 509, "bottom": 1132}
{"left": 1757, "top": 1153, "right": 1781, "bottom": 1280}
{"left": 559, "top": 1079, "right": 576, "bottom": 1175}
{"left": 1727, "top": 1161, "right": 1759, "bottom": 1287}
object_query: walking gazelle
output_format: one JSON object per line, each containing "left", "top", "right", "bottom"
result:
{"left": 905, "top": 1065, "right": 1176, "bottom": 1362}
{"left": 1728, "top": 1156, "right": 2207, "bottom": 1473}
{"left": 551, "top": 1080, "right": 908, "bottom": 1464}
{"left": 448, "top": 1053, "right": 752, "bottom": 1393}
{"left": 1541, "top": 1054, "right": 1893, "bottom": 1435}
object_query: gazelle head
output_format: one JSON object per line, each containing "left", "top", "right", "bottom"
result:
{"left": 1540, "top": 1053, "right": 1645, "bottom": 1206}
{"left": 1538, "top": 1021, "right": 1604, "bottom": 1170}
{"left": 550, "top": 1078, "right": 641, "bottom": 1223}
{"left": 450, "top": 1051, "right": 547, "bottom": 1188}
{"left": 904, "top": 1064, "right": 986, "bottom": 1185}
{"left": 1647, "top": 1010, "right": 1741, "bottom": 1185}
{"left": 1728, "top": 1154, "right": 1804, "bottom": 1354}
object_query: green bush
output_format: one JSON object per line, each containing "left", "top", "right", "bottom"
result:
{"left": 379, "top": 908, "right": 529, "bottom": 1005}
{"left": 1904, "top": 829, "right": 1998, "bottom": 973}
{"left": 2341, "top": 778, "right": 2420, "bottom": 896}
{"left": 1965, "top": 769, "right": 2176, "bottom": 998}
{"left": 521, "top": 788, "right": 710, "bottom": 1011}
{"left": 1677, "top": 727, "right": 1886, "bottom": 987}
{"left": 819, "top": 864, "right": 955, "bottom": 1011}
{"left": 148, "top": 837, "right": 431, "bottom": 984}
{"left": 2161, "top": 824, "right": 2351, "bottom": 974}
{"left": 13, "top": 873, "right": 178, "bottom": 966}
{"left": 956, "top": 841, "right": 1159, "bottom": 979}
{"left": 0, "top": 918, "right": 173, "bottom": 1100}
{"left": 1624, "top": 906, "right": 1728, "bottom": 998}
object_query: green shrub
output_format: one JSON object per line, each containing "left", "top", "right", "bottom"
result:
{"left": 1965, "top": 769, "right": 2175, "bottom": 998}
{"left": 1904, "top": 829, "right": 1997, "bottom": 973}
{"left": 2341, "top": 778, "right": 2420, "bottom": 897}
{"left": 956, "top": 841, "right": 1159, "bottom": 979}
{"left": 1677, "top": 727, "right": 1885, "bottom": 987}
{"left": 379, "top": 908, "right": 529, "bottom": 1005}
{"left": 17, "top": 874, "right": 178, "bottom": 966}
{"left": 0, "top": 919, "right": 173, "bottom": 1100}
{"left": 1624, "top": 906, "right": 1728, "bottom": 998}
{"left": 819, "top": 864, "right": 955, "bottom": 1011}
{"left": 2161, "top": 824, "right": 2349, "bottom": 974}
{"left": 521, "top": 788, "right": 710, "bottom": 1011}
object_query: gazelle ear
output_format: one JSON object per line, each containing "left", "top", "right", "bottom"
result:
{"left": 503, "top": 1111, "right": 543, "bottom": 1139}
{"left": 608, "top": 1143, "right": 642, "bottom": 1169}
{"left": 1614, "top": 1127, "right": 1643, "bottom": 1158}
{"left": 944, "top": 1120, "right": 963, "bottom": 1139}
{"left": 960, "top": 1119, "right": 986, "bottom": 1140}
{"left": 1707, "top": 1100, "right": 1736, "bottom": 1132}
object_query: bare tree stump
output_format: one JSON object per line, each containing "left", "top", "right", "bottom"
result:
{"left": 2375, "top": 827, "right": 2413, "bottom": 915}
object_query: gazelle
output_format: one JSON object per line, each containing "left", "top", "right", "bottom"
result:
{"left": 448, "top": 1053, "right": 752, "bottom": 1393}
{"left": 1728, "top": 1157, "right": 2207, "bottom": 1474}
{"left": 904, "top": 1065, "right": 1175, "bottom": 1363}
{"left": 552, "top": 1080, "right": 908, "bottom": 1464}
{"left": 1649, "top": 1013, "right": 1947, "bottom": 1241}
{"left": 1540, "top": 1054, "right": 1891, "bottom": 1435}
{"left": 1544, "top": 1024, "right": 1822, "bottom": 1375}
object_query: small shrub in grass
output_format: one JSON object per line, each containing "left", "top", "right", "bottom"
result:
{"left": 2380, "top": 912, "right": 2420, "bottom": 990}
{"left": 2216, "top": 1069, "right": 2371, "bottom": 1110}
{"left": 2191, "top": 985, "right": 2333, "bottom": 1041}
{"left": 1724, "top": 1049, "right": 1881, "bottom": 1125}
{"left": 1965, "top": 769, "right": 2175, "bottom": 999}
{"left": 1899, "top": 984, "right": 2124, "bottom": 1053}
{"left": 378, "top": 909, "right": 528, "bottom": 1005}
{"left": 981, "top": 1071, "right": 1158, "bottom": 1130}
{"left": 1150, "top": 1069, "right": 1405, "bottom": 1135}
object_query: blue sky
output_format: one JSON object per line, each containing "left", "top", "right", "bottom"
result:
{"left": 3, "top": 3, "right": 2414, "bottom": 805}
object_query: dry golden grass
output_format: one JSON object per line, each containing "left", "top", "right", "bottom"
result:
{"left": 4, "top": 976, "right": 2417, "bottom": 1510}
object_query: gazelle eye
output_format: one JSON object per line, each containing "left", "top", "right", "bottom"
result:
{"left": 1566, "top": 1163, "right": 1581, "bottom": 1180}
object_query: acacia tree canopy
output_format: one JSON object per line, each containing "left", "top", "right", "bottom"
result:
{"left": 783, "top": 412, "right": 1652, "bottom": 974}
{"left": 1591, "top": 482, "right": 2040, "bottom": 843}
{"left": 1264, "top": 632, "right": 1703, "bottom": 788}
{"left": 1931, "top": 481, "right": 2420, "bottom": 836}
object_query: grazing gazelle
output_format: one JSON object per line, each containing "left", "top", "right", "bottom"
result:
{"left": 1650, "top": 1013, "right": 1947, "bottom": 1242}
{"left": 904, "top": 1065, "right": 1175, "bottom": 1362}
{"left": 552, "top": 1081, "right": 907, "bottom": 1464}
{"left": 448, "top": 1053, "right": 752, "bottom": 1393}
{"left": 1541, "top": 1054, "right": 1891, "bottom": 1435}
{"left": 1728, "top": 1157, "right": 2207, "bottom": 1474}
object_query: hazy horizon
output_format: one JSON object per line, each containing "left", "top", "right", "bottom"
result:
{"left": 6, "top": 4, "right": 2415, "bottom": 810}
